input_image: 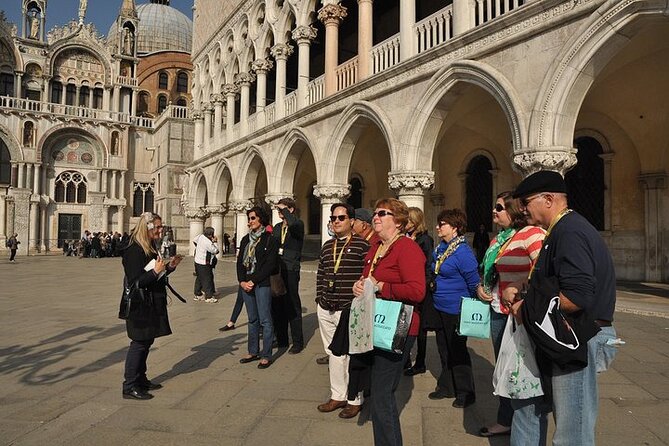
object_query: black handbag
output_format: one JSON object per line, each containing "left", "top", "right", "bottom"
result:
{"left": 118, "top": 277, "right": 152, "bottom": 320}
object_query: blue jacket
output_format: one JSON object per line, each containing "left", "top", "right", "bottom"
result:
{"left": 431, "top": 239, "right": 480, "bottom": 315}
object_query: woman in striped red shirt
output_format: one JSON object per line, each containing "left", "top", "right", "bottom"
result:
{"left": 477, "top": 191, "right": 545, "bottom": 438}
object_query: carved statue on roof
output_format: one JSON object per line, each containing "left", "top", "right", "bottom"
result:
{"left": 78, "top": 0, "right": 88, "bottom": 25}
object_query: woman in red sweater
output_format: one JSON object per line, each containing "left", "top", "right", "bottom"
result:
{"left": 353, "top": 198, "right": 426, "bottom": 446}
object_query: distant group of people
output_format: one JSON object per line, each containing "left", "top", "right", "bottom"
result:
{"left": 72, "top": 230, "right": 129, "bottom": 258}
{"left": 117, "top": 171, "right": 618, "bottom": 446}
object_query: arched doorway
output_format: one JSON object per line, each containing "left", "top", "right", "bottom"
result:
{"left": 566, "top": 137, "right": 604, "bottom": 231}
{"left": 465, "top": 155, "right": 493, "bottom": 233}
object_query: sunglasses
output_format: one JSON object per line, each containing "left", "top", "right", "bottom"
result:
{"left": 521, "top": 194, "right": 545, "bottom": 207}
{"left": 329, "top": 215, "right": 349, "bottom": 222}
{"left": 247, "top": 216, "right": 257, "bottom": 221}
{"left": 373, "top": 210, "right": 394, "bottom": 218}
{"left": 494, "top": 203, "right": 505, "bottom": 213}
{"left": 437, "top": 221, "right": 449, "bottom": 227}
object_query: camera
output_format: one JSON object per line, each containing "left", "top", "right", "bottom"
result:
{"left": 161, "top": 226, "right": 177, "bottom": 261}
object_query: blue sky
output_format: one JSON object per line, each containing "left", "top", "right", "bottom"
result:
{"left": 1, "top": 1, "right": 193, "bottom": 37}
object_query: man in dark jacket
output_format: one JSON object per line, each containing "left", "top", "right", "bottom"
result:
{"left": 272, "top": 197, "right": 305, "bottom": 354}
{"left": 7, "top": 233, "right": 19, "bottom": 262}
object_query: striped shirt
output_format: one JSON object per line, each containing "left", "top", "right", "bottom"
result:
{"left": 316, "top": 234, "right": 370, "bottom": 311}
{"left": 492, "top": 225, "right": 546, "bottom": 313}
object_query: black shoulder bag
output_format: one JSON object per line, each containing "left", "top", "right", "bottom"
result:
{"left": 119, "top": 276, "right": 152, "bottom": 321}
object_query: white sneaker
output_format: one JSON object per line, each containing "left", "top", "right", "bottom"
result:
{"left": 204, "top": 297, "right": 219, "bottom": 303}
{"left": 193, "top": 295, "right": 205, "bottom": 301}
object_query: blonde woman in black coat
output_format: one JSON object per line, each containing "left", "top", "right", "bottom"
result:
{"left": 121, "top": 212, "right": 183, "bottom": 400}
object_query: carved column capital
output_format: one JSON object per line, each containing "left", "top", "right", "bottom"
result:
{"left": 264, "top": 194, "right": 294, "bottom": 207}
{"left": 513, "top": 147, "right": 577, "bottom": 176}
{"left": 185, "top": 207, "right": 209, "bottom": 221}
{"left": 234, "top": 71, "right": 256, "bottom": 87}
{"left": 251, "top": 58, "right": 274, "bottom": 75}
{"left": 202, "top": 102, "right": 213, "bottom": 113}
{"left": 211, "top": 93, "right": 224, "bottom": 105}
{"left": 312, "top": 184, "right": 351, "bottom": 202}
{"left": 222, "top": 83, "right": 239, "bottom": 97}
{"left": 205, "top": 205, "right": 226, "bottom": 216}
{"left": 292, "top": 25, "right": 317, "bottom": 44}
{"left": 270, "top": 43, "right": 294, "bottom": 61}
{"left": 388, "top": 170, "right": 435, "bottom": 195}
{"left": 638, "top": 171, "right": 667, "bottom": 190}
{"left": 228, "top": 200, "right": 253, "bottom": 213}
{"left": 318, "top": 3, "right": 348, "bottom": 26}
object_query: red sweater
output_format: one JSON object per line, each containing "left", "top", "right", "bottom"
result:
{"left": 362, "top": 236, "right": 426, "bottom": 336}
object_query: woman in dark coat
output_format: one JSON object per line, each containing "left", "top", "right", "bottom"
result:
{"left": 121, "top": 212, "right": 183, "bottom": 400}
{"left": 237, "top": 206, "right": 279, "bottom": 369}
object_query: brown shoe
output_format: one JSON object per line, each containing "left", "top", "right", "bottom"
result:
{"left": 317, "top": 399, "right": 347, "bottom": 413}
{"left": 316, "top": 355, "right": 329, "bottom": 365}
{"left": 338, "top": 404, "right": 362, "bottom": 419}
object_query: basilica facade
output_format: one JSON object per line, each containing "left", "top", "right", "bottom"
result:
{"left": 185, "top": 0, "right": 668, "bottom": 282}
{"left": 0, "top": 0, "right": 194, "bottom": 255}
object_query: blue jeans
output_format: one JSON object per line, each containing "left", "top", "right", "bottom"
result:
{"left": 490, "top": 311, "right": 514, "bottom": 427}
{"left": 371, "top": 348, "right": 405, "bottom": 446}
{"left": 241, "top": 286, "right": 274, "bottom": 360}
{"left": 229, "top": 288, "right": 244, "bottom": 323}
{"left": 510, "top": 326, "right": 618, "bottom": 446}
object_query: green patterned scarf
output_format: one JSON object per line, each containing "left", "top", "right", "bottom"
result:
{"left": 481, "top": 228, "right": 515, "bottom": 288}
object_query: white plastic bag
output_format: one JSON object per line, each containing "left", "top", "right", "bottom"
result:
{"left": 348, "top": 278, "right": 375, "bottom": 354}
{"left": 493, "top": 315, "right": 544, "bottom": 399}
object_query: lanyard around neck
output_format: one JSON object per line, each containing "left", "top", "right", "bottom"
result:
{"left": 528, "top": 208, "right": 571, "bottom": 280}
{"left": 280, "top": 224, "right": 288, "bottom": 245}
{"left": 332, "top": 234, "right": 352, "bottom": 274}
{"left": 369, "top": 232, "right": 401, "bottom": 276}
{"left": 433, "top": 236, "right": 464, "bottom": 274}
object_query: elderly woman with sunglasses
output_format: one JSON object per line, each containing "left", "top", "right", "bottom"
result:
{"left": 353, "top": 198, "right": 426, "bottom": 446}
{"left": 477, "top": 192, "right": 546, "bottom": 438}
{"left": 428, "top": 208, "right": 480, "bottom": 409}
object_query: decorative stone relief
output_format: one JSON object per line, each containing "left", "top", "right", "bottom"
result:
{"left": 222, "top": 83, "right": 239, "bottom": 97}
{"left": 270, "top": 43, "right": 294, "bottom": 60}
{"left": 205, "top": 205, "right": 226, "bottom": 216}
{"left": 292, "top": 25, "right": 317, "bottom": 44}
{"left": 264, "top": 194, "right": 295, "bottom": 207}
{"left": 318, "top": 3, "right": 348, "bottom": 26}
{"left": 227, "top": 200, "right": 253, "bottom": 213}
{"left": 234, "top": 72, "right": 256, "bottom": 87}
{"left": 312, "top": 184, "right": 350, "bottom": 202}
{"left": 388, "top": 171, "right": 435, "bottom": 195}
{"left": 211, "top": 94, "right": 224, "bottom": 105}
{"left": 185, "top": 207, "right": 209, "bottom": 221}
{"left": 251, "top": 58, "right": 274, "bottom": 75}
{"left": 512, "top": 148, "right": 577, "bottom": 176}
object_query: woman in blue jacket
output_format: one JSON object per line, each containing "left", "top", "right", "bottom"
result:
{"left": 428, "top": 208, "right": 480, "bottom": 408}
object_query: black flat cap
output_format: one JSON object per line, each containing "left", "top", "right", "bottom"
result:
{"left": 513, "top": 170, "right": 567, "bottom": 198}
{"left": 354, "top": 208, "right": 373, "bottom": 224}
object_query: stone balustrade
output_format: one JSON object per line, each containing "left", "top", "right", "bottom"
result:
{"left": 372, "top": 35, "right": 401, "bottom": 75}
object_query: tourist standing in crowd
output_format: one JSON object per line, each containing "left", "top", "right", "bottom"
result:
{"left": 193, "top": 227, "right": 220, "bottom": 303}
{"left": 352, "top": 208, "right": 380, "bottom": 246}
{"left": 477, "top": 192, "right": 545, "bottom": 438}
{"left": 503, "top": 171, "right": 617, "bottom": 446}
{"left": 429, "top": 208, "right": 479, "bottom": 408}
{"left": 403, "top": 207, "right": 435, "bottom": 377}
{"left": 237, "top": 206, "right": 279, "bottom": 369}
{"left": 272, "top": 197, "right": 305, "bottom": 354}
{"left": 90, "top": 232, "right": 101, "bottom": 258}
{"left": 223, "top": 232, "right": 231, "bottom": 254}
{"left": 316, "top": 203, "right": 369, "bottom": 419}
{"left": 7, "top": 233, "right": 19, "bottom": 262}
{"left": 352, "top": 198, "right": 426, "bottom": 446}
{"left": 121, "top": 212, "right": 183, "bottom": 400}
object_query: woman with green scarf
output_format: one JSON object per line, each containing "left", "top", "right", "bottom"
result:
{"left": 477, "top": 191, "right": 546, "bottom": 438}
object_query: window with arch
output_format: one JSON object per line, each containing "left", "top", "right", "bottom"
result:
{"left": 566, "top": 137, "right": 605, "bottom": 231}
{"left": 157, "top": 95, "right": 168, "bottom": 113}
{"left": 50, "top": 81, "right": 62, "bottom": 103}
{"left": 158, "top": 72, "right": 168, "bottom": 90}
{"left": 176, "top": 72, "right": 188, "bottom": 93}
{"left": 465, "top": 155, "right": 493, "bottom": 232}
{"left": 132, "top": 182, "right": 154, "bottom": 217}
{"left": 0, "top": 72, "right": 14, "bottom": 96}
{"left": 65, "top": 84, "right": 76, "bottom": 105}
{"left": 23, "top": 121, "right": 35, "bottom": 147}
{"left": 110, "top": 131, "right": 120, "bottom": 156}
{"left": 0, "top": 139, "right": 11, "bottom": 185}
{"left": 54, "top": 171, "right": 87, "bottom": 204}
{"left": 137, "top": 91, "right": 150, "bottom": 115}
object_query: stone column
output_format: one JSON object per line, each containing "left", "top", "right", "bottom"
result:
{"left": 270, "top": 43, "right": 294, "bottom": 119}
{"left": 88, "top": 89, "right": 94, "bottom": 109}
{"left": 130, "top": 88, "right": 138, "bottom": 116}
{"left": 235, "top": 72, "right": 255, "bottom": 136}
{"left": 101, "top": 169, "right": 108, "bottom": 194}
{"left": 358, "top": 0, "right": 373, "bottom": 80}
{"left": 29, "top": 198, "right": 39, "bottom": 251}
{"left": 120, "top": 171, "right": 126, "bottom": 200}
{"left": 512, "top": 148, "right": 577, "bottom": 176}
{"left": 111, "top": 170, "right": 118, "bottom": 199}
{"left": 388, "top": 171, "right": 435, "bottom": 210}
{"left": 0, "top": 193, "right": 6, "bottom": 240}
{"left": 26, "top": 164, "right": 33, "bottom": 191}
{"left": 39, "top": 202, "right": 47, "bottom": 251}
{"left": 103, "top": 86, "right": 111, "bottom": 111}
{"left": 113, "top": 85, "right": 121, "bottom": 113}
{"left": 15, "top": 72, "right": 23, "bottom": 98}
{"left": 186, "top": 208, "right": 208, "bottom": 251}
{"left": 193, "top": 110, "right": 204, "bottom": 159}
{"left": 117, "top": 205, "right": 125, "bottom": 234}
{"left": 453, "top": 0, "right": 475, "bottom": 36}
{"left": 292, "top": 25, "right": 317, "bottom": 109}
{"left": 318, "top": 4, "right": 347, "bottom": 97}
{"left": 264, "top": 193, "right": 294, "bottom": 226}
{"left": 75, "top": 86, "right": 81, "bottom": 107}
{"left": 223, "top": 84, "right": 239, "bottom": 144}
{"left": 202, "top": 102, "right": 212, "bottom": 152}
{"left": 638, "top": 172, "right": 668, "bottom": 283}
{"left": 399, "top": 0, "right": 416, "bottom": 60}
{"left": 33, "top": 164, "right": 41, "bottom": 194}
{"left": 228, "top": 200, "right": 253, "bottom": 251}
{"left": 207, "top": 205, "right": 226, "bottom": 258}
{"left": 212, "top": 94, "right": 224, "bottom": 146}
{"left": 41, "top": 166, "right": 48, "bottom": 196}
{"left": 252, "top": 58, "right": 273, "bottom": 111}
{"left": 313, "top": 184, "right": 351, "bottom": 245}
{"left": 17, "top": 163, "right": 25, "bottom": 189}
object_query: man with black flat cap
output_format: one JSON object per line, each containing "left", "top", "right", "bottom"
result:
{"left": 502, "top": 170, "right": 617, "bottom": 446}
